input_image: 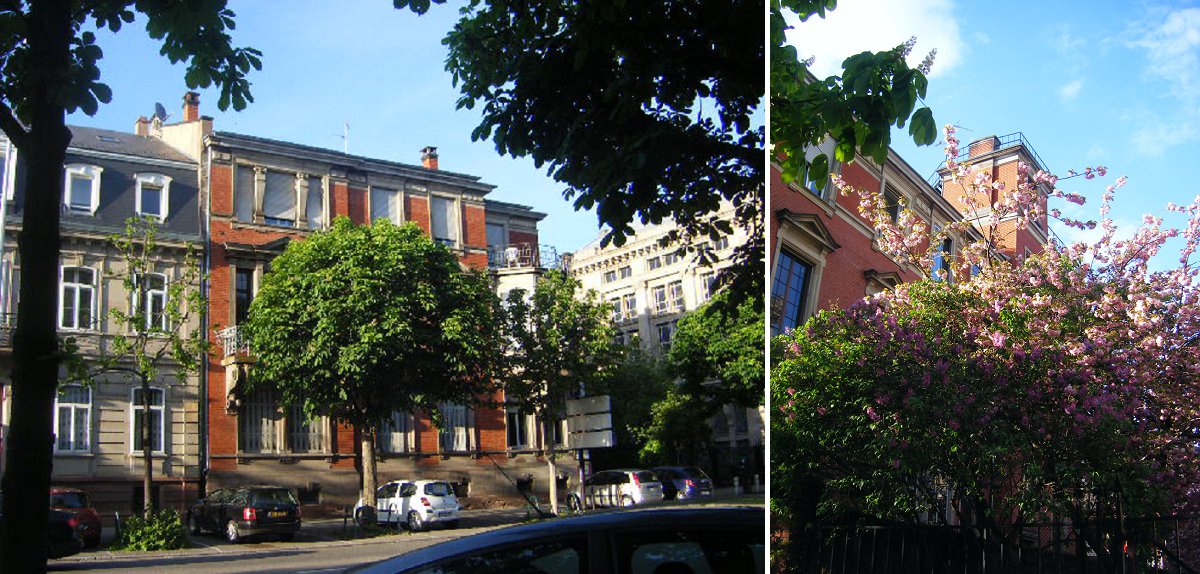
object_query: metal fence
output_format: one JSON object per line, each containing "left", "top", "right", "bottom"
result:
{"left": 787, "top": 516, "right": 1200, "bottom": 574}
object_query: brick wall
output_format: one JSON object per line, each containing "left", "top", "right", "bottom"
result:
{"left": 407, "top": 195, "right": 430, "bottom": 234}
{"left": 462, "top": 204, "right": 487, "bottom": 249}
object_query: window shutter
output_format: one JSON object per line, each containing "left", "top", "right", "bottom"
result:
{"left": 235, "top": 166, "right": 255, "bottom": 222}
{"left": 307, "top": 176, "right": 324, "bottom": 229}
{"left": 431, "top": 196, "right": 456, "bottom": 242}
{"left": 263, "top": 171, "right": 295, "bottom": 221}
{"left": 370, "top": 187, "right": 397, "bottom": 223}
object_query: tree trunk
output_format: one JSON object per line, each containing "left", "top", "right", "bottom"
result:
{"left": 542, "top": 419, "right": 558, "bottom": 516}
{"left": 0, "top": 2, "right": 72, "bottom": 571}
{"left": 142, "top": 375, "right": 154, "bottom": 517}
{"left": 360, "top": 427, "right": 377, "bottom": 508}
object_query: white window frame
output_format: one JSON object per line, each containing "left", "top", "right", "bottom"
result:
{"left": 379, "top": 411, "right": 414, "bottom": 454}
{"left": 130, "top": 387, "right": 166, "bottom": 454}
{"left": 287, "top": 404, "right": 327, "bottom": 453}
{"left": 3, "top": 140, "right": 16, "bottom": 201}
{"left": 667, "top": 280, "right": 685, "bottom": 312}
{"left": 54, "top": 384, "right": 91, "bottom": 453}
{"left": 438, "top": 402, "right": 473, "bottom": 452}
{"left": 429, "top": 194, "right": 460, "bottom": 247}
{"left": 63, "top": 164, "right": 103, "bottom": 215}
{"left": 132, "top": 272, "right": 169, "bottom": 332}
{"left": 506, "top": 407, "right": 532, "bottom": 450}
{"left": 59, "top": 266, "right": 96, "bottom": 331}
{"left": 620, "top": 293, "right": 638, "bottom": 321}
{"left": 134, "top": 173, "right": 172, "bottom": 221}
{"left": 239, "top": 387, "right": 280, "bottom": 454}
{"left": 652, "top": 284, "right": 668, "bottom": 314}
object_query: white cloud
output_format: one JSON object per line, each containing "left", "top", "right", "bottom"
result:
{"left": 1121, "top": 7, "right": 1200, "bottom": 157}
{"left": 784, "top": 0, "right": 965, "bottom": 79}
{"left": 1128, "top": 7, "right": 1200, "bottom": 101}
{"left": 1059, "top": 79, "right": 1084, "bottom": 101}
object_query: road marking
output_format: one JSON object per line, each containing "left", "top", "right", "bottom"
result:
{"left": 189, "top": 538, "right": 222, "bottom": 552}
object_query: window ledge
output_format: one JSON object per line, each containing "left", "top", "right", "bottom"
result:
{"left": 53, "top": 452, "right": 95, "bottom": 458}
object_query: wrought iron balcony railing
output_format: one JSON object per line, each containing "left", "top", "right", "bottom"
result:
{"left": 487, "top": 243, "right": 563, "bottom": 271}
{"left": 218, "top": 325, "right": 251, "bottom": 357}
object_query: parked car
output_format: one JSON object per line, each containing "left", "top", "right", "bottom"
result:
{"left": 350, "top": 505, "right": 764, "bottom": 573}
{"left": 0, "top": 490, "right": 84, "bottom": 559}
{"left": 354, "top": 479, "right": 460, "bottom": 532}
{"left": 581, "top": 469, "right": 664, "bottom": 508}
{"left": 652, "top": 466, "right": 715, "bottom": 501}
{"left": 186, "top": 486, "right": 301, "bottom": 543}
{"left": 49, "top": 487, "right": 102, "bottom": 548}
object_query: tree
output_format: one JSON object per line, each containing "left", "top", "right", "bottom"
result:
{"left": 396, "top": 0, "right": 764, "bottom": 298}
{"left": 588, "top": 347, "right": 673, "bottom": 471}
{"left": 0, "top": 3, "right": 259, "bottom": 569}
{"left": 669, "top": 289, "right": 765, "bottom": 411}
{"left": 240, "top": 218, "right": 504, "bottom": 511}
{"left": 771, "top": 0, "right": 937, "bottom": 187}
{"left": 635, "top": 389, "right": 714, "bottom": 467}
{"left": 79, "top": 216, "right": 208, "bottom": 518}
{"left": 772, "top": 126, "right": 1200, "bottom": 566}
{"left": 499, "top": 269, "right": 619, "bottom": 514}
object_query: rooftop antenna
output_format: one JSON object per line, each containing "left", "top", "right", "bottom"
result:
{"left": 153, "top": 102, "right": 171, "bottom": 122}
{"left": 333, "top": 122, "right": 348, "bottom": 154}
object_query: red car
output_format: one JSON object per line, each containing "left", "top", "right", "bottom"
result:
{"left": 49, "top": 487, "right": 101, "bottom": 548}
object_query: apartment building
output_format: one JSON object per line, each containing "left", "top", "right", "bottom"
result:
{"left": 0, "top": 125, "right": 206, "bottom": 516}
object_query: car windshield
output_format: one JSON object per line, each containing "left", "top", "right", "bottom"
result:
{"left": 251, "top": 489, "right": 297, "bottom": 505}
{"left": 635, "top": 471, "right": 658, "bottom": 483}
{"left": 424, "top": 482, "right": 453, "bottom": 497}
{"left": 49, "top": 492, "right": 89, "bottom": 508}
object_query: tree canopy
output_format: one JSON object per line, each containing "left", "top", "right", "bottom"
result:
{"left": 241, "top": 217, "right": 504, "bottom": 506}
{"left": 397, "top": 0, "right": 763, "bottom": 296}
{"left": 669, "top": 289, "right": 765, "bottom": 411}
{"left": 0, "top": 3, "right": 259, "bottom": 569}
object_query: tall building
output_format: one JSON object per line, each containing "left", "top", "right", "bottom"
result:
{"left": 568, "top": 205, "right": 764, "bottom": 485}
{"left": 0, "top": 124, "right": 206, "bottom": 515}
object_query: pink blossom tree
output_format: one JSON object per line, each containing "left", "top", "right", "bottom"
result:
{"left": 772, "top": 125, "right": 1200, "bottom": 561}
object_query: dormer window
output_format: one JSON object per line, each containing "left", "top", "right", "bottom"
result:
{"left": 64, "top": 164, "right": 103, "bottom": 215}
{"left": 135, "top": 173, "right": 172, "bottom": 221}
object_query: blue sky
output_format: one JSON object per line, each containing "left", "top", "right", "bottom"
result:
{"left": 787, "top": 0, "right": 1200, "bottom": 267}
{"left": 66, "top": 0, "right": 602, "bottom": 254}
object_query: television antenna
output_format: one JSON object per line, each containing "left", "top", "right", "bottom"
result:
{"left": 333, "top": 122, "right": 348, "bottom": 154}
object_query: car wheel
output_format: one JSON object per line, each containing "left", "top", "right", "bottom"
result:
{"left": 621, "top": 494, "right": 635, "bottom": 507}
{"left": 444, "top": 520, "right": 459, "bottom": 529}
{"left": 188, "top": 513, "right": 202, "bottom": 535}
{"left": 225, "top": 520, "right": 241, "bottom": 544}
{"left": 407, "top": 510, "right": 424, "bottom": 533}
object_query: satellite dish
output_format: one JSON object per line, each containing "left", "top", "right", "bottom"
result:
{"left": 153, "top": 102, "right": 169, "bottom": 121}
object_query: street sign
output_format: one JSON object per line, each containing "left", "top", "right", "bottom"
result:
{"left": 569, "top": 431, "right": 615, "bottom": 449}
{"left": 566, "top": 413, "right": 611, "bottom": 433}
{"left": 566, "top": 395, "right": 610, "bottom": 416}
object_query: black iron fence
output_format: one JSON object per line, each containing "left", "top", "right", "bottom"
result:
{"left": 787, "top": 516, "right": 1200, "bottom": 574}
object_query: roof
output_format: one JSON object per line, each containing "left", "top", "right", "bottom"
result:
{"left": 67, "top": 125, "right": 193, "bottom": 164}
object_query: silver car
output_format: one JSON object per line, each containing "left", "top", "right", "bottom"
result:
{"left": 581, "top": 469, "right": 664, "bottom": 507}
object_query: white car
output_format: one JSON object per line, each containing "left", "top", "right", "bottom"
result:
{"left": 355, "top": 480, "right": 461, "bottom": 532}
{"left": 581, "top": 469, "right": 664, "bottom": 508}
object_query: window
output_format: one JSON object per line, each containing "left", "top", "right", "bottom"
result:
{"left": 603, "top": 270, "right": 618, "bottom": 284}
{"left": 406, "top": 536, "right": 588, "bottom": 574}
{"left": 933, "top": 236, "right": 954, "bottom": 282}
{"left": 263, "top": 170, "right": 296, "bottom": 227}
{"left": 609, "top": 297, "right": 622, "bottom": 322}
{"left": 238, "top": 388, "right": 280, "bottom": 453}
{"left": 63, "top": 164, "right": 102, "bottom": 215}
{"left": 486, "top": 223, "right": 507, "bottom": 248}
{"left": 131, "top": 387, "right": 165, "bottom": 453}
{"left": 620, "top": 293, "right": 638, "bottom": 321}
{"left": 306, "top": 176, "right": 324, "bottom": 230}
{"left": 714, "top": 236, "right": 730, "bottom": 251}
{"left": 438, "top": 402, "right": 471, "bottom": 452}
{"left": 507, "top": 408, "right": 530, "bottom": 449}
{"left": 2, "top": 139, "right": 16, "bottom": 200}
{"left": 134, "top": 173, "right": 172, "bottom": 221}
{"left": 771, "top": 250, "right": 812, "bottom": 336}
{"left": 617, "top": 265, "right": 632, "bottom": 279}
{"left": 235, "top": 165, "right": 255, "bottom": 223}
{"left": 656, "top": 321, "right": 676, "bottom": 349}
{"left": 700, "top": 273, "right": 718, "bottom": 302}
{"left": 646, "top": 256, "right": 661, "bottom": 271}
{"left": 802, "top": 136, "right": 841, "bottom": 200}
{"left": 614, "top": 527, "right": 763, "bottom": 574}
{"left": 60, "top": 266, "right": 96, "bottom": 330}
{"left": 545, "top": 418, "right": 566, "bottom": 448}
{"left": 430, "top": 196, "right": 458, "bottom": 246}
{"left": 667, "top": 280, "right": 684, "bottom": 312}
{"left": 379, "top": 411, "right": 414, "bottom": 454}
{"left": 662, "top": 251, "right": 680, "bottom": 266}
{"left": 132, "top": 272, "right": 168, "bottom": 331}
{"left": 733, "top": 407, "right": 749, "bottom": 434}
{"left": 370, "top": 186, "right": 401, "bottom": 224}
{"left": 234, "top": 268, "right": 254, "bottom": 325}
{"left": 884, "top": 186, "right": 902, "bottom": 224}
{"left": 55, "top": 385, "right": 91, "bottom": 453}
{"left": 652, "top": 285, "right": 668, "bottom": 314}
{"left": 288, "top": 404, "right": 324, "bottom": 453}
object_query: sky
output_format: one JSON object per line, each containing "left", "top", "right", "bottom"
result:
{"left": 786, "top": 0, "right": 1200, "bottom": 267}
{"left": 66, "top": 0, "right": 603, "bottom": 254}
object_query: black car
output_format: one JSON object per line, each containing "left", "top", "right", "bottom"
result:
{"left": 186, "top": 486, "right": 301, "bottom": 543}
{"left": 652, "top": 466, "right": 715, "bottom": 501}
{"left": 0, "top": 491, "right": 84, "bottom": 559}
{"left": 351, "top": 506, "right": 764, "bottom": 574}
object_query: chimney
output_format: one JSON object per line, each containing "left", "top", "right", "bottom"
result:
{"left": 421, "top": 146, "right": 439, "bottom": 170}
{"left": 183, "top": 91, "right": 201, "bottom": 122}
{"left": 135, "top": 116, "right": 150, "bottom": 136}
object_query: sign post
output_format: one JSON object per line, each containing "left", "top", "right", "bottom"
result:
{"left": 565, "top": 395, "right": 615, "bottom": 511}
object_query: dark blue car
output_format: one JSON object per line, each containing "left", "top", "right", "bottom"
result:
{"left": 652, "top": 466, "right": 715, "bottom": 500}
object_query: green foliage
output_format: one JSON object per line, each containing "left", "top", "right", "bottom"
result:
{"left": 499, "top": 269, "right": 619, "bottom": 420}
{"left": 589, "top": 348, "right": 673, "bottom": 469}
{"left": 669, "top": 289, "right": 765, "bottom": 410}
{"left": 242, "top": 217, "right": 504, "bottom": 432}
{"left": 635, "top": 389, "right": 714, "bottom": 466}
{"left": 771, "top": 0, "right": 937, "bottom": 186}
{"left": 111, "top": 509, "right": 188, "bottom": 551}
{"left": 431, "top": 0, "right": 763, "bottom": 297}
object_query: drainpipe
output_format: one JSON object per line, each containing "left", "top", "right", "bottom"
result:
{"left": 199, "top": 142, "right": 212, "bottom": 494}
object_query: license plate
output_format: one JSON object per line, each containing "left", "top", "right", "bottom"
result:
{"left": 437, "top": 511, "right": 453, "bottom": 517}
{"left": 269, "top": 511, "right": 287, "bottom": 518}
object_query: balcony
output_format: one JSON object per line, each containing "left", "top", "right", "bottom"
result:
{"left": 487, "top": 243, "right": 564, "bottom": 271}
{"left": 218, "top": 325, "right": 253, "bottom": 360}
{"left": 0, "top": 312, "right": 12, "bottom": 347}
